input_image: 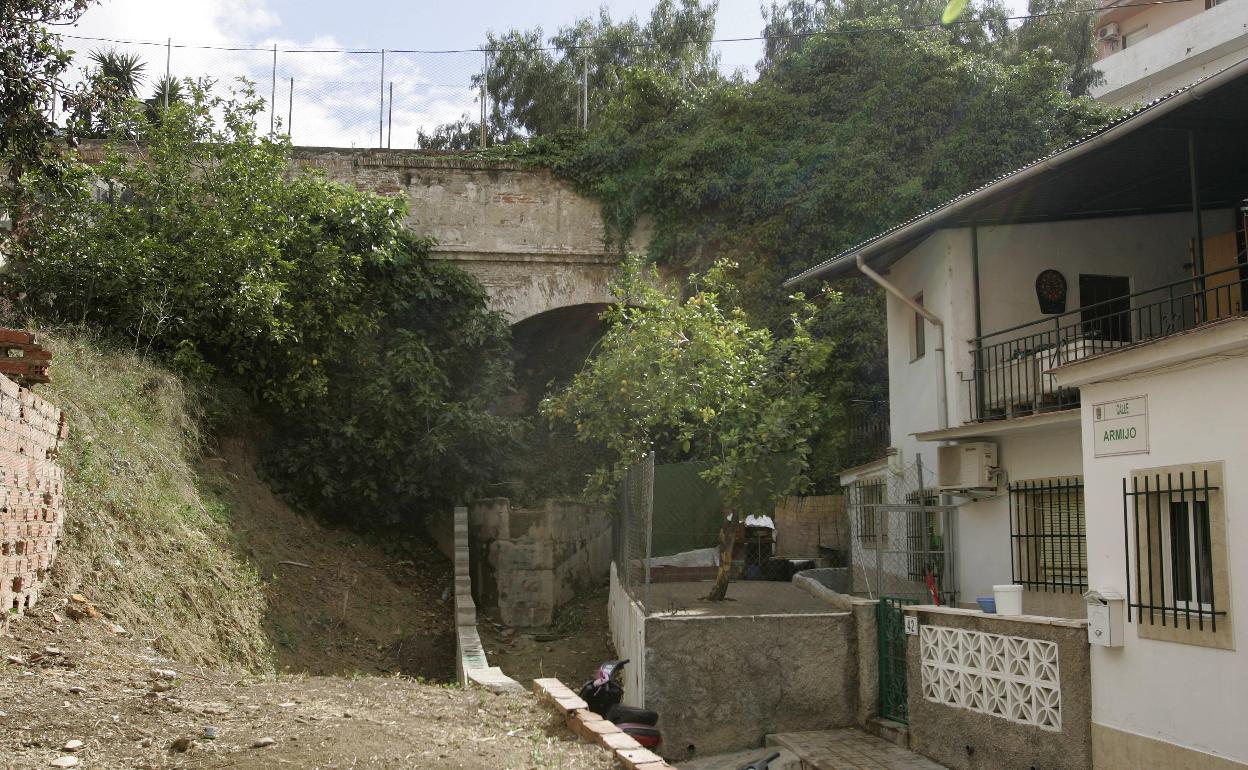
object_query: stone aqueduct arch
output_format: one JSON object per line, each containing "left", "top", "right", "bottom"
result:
{"left": 290, "top": 148, "right": 648, "bottom": 324}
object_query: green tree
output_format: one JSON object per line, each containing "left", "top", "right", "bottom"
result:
{"left": 0, "top": 0, "right": 94, "bottom": 233}
{"left": 480, "top": 0, "right": 721, "bottom": 139}
{"left": 11, "top": 80, "right": 517, "bottom": 526}
{"left": 542, "top": 256, "right": 829, "bottom": 599}
{"left": 544, "top": 18, "right": 1117, "bottom": 487}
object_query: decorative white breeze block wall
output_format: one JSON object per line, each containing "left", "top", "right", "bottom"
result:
{"left": 920, "top": 625, "right": 1061, "bottom": 731}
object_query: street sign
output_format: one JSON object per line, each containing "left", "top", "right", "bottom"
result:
{"left": 1093, "top": 395, "right": 1149, "bottom": 457}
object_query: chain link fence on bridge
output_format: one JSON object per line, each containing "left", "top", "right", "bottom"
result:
{"left": 53, "top": 37, "right": 497, "bottom": 149}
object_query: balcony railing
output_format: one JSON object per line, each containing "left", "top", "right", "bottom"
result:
{"left": 967, "top": 263, "right": 1246, "bottom": 423}
{"left": 846, "top": 398, "right": 890, "bottom": 465}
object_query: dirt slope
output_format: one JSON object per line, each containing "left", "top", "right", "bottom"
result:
{"left": 0, "top": 605, "right": 613, "bottom": 770}
{"left": 208, "top": 437, "right": 455, "bottom": 680}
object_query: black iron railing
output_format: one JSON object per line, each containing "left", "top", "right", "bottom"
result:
{"left": 968, "top": 263, "right": 1247, "bottom": 422}
{"left": 1123, "top": 468, "right": 1226, "bottom": 632}
{"left": 1009, "top": 478, "right": 1086, "bottom": 593}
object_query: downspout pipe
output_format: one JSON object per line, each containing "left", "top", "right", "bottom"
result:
{"left": 856, "top": 255, "right": 949, "bottom": 430}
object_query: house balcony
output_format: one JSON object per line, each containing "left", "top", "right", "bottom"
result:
{"left": 966, "top": 264, "right": 1245, "bottom": 424}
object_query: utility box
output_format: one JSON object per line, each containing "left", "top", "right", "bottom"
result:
{"left": 1084, "top": 589, "right": 1125, "bottom": 647}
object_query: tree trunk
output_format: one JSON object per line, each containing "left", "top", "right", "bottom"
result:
{"left": 705, "top": 508, "right": 740, "bottom": 601}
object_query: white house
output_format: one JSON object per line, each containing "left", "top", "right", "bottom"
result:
{"left": 1092, "top": 0, "right": 1248, "bottom": 107}
{"left": 788, "top": 56, "right": 1248, "bottom": 767}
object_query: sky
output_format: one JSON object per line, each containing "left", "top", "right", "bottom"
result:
{"left": 57, "top": 0, "right": 1028, "bottom": 147}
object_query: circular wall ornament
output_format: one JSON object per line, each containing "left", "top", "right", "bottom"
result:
{"left": 1035, "top": 269, "right": 1067, "bottom": 314}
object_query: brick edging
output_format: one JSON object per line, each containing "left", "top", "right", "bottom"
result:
{"left": 533, "top": 677, "right": 675, "bottom": 770}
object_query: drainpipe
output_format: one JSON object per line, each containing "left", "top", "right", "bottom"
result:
{"left": 856, "top": 255, "right": 949, "bottom": 430}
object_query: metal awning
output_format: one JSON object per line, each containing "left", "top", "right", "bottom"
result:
{"left": 784, "top": 55, "right": 1248, "bottom": 287}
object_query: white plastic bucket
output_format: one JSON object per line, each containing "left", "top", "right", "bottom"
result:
{"left": 993, "top": 584, "right": 1024, "bottom": 616}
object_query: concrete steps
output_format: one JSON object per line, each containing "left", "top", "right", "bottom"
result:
{"left": 765, "top": 729, "right": 944, "bottom": 770}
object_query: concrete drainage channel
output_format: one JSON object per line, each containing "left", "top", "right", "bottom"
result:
{"left": 453, "top": 505, "right": 525, "bottom": 694}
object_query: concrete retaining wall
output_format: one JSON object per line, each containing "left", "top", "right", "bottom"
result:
{"left": 644, "top": 609, "right": 859, "bottom": 761}
{"left": 0, "top": 375, "right": 67, "bottom": 614}
{"left": 468, "top": 497, "right": 610, "bottom": 628}
{"left": 904, "top": 606, "right": 1092, "bottom": 770}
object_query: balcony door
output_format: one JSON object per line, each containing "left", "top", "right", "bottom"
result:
{"left": 1079, "top": 274, "right": 1131, "bottom": 343}
{"left": 1196, "top": 232, "right": 1242, "bottom": 322}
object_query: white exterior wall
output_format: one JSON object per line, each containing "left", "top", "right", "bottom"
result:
{"left": 1092, "top": 0, "right": 1248, "bottom": 108}
{"left": 1077, "top": 351, "right": 1248, "bottom": 762}
{"left": 955, "top": 427, "right": 1084, "bottom": 607}
{"left": 880, "top": 211, "right": 1234, "bottom": 609}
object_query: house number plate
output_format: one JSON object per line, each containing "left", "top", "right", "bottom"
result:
{"left": 904, "top": 615, "right": 919, "bottom": 636}
{"left": 1093, "top": 395, "right": 1149, "bottom": 457}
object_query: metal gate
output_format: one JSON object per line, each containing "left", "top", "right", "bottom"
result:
{"left": 877, "top": 595, "right": 919, "bottom": 723}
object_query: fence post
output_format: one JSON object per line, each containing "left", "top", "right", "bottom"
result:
{"left": 643, "top": 451, "right": 655, "bottom": 611}
{"left": 165, "top": 38, "right": 172, "bottom": 110}
{"left": 287, "top": 77, "right": 294, "bottom": 139}
{"left": 581, "top": 56, "right": 588, "bottom": 130}
{"left": 269, "top": 44, "right": 277, "bottom": 136}
{"left": 480, "top": 50, "right": 488, "bottom": 149}
{"left": 378, "top": 50, "right": 386, "bottom": 149}
{"left": 387, "top": 81, "right": 393, "bottom": 149}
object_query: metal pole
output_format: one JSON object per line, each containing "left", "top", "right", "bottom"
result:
{"left": 581, "top": 56, "right": 588, "bottom": 130}
{"left": 270, "top": 44, "right": 277, "bottom": 135}
{"left": 287, "top": 77, "right": 294, "bottom": 138}
{"left": 387, "top": 81, "right": 393, "bottom": 149}
{"left": 479, "top": 51, "right": 487, "bottom": 149}
{"left": 378, "top": 50, "right": 385, "bottom": 149}
{"left": 1189, "top": 131, "right": 1207, "bottom": 320}
{"left": 164, "top": 38, "right": 171, "bottom": 110}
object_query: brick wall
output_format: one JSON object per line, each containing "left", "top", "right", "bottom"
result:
{"left": 0, "top": 374, "right": 67, "bottom": 614}
{"left": 773, "top": 494, "right": 848, "bottom": 558}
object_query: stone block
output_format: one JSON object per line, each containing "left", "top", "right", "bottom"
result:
{"left": 599, "top": 730, "right": 642, "bottom": 752}
{"left": 617, "top": 747, "right": 665, "bottom": 769}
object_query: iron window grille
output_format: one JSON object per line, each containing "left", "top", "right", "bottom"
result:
{"left": 1009, "top": 478, "right": 1087, "bottom": 593}
{"left": 1123, "top": 469, "right": 1225, "bottom": 631}
{"left": 852, "top": 478, "right": 887, "bottom": 545}
{"left": 905, "top": 489, "right": 944, "bottom": 581}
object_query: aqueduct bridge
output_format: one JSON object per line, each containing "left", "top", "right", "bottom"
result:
{"left": 291, "top": 147, "right": 648, "bottom": 325}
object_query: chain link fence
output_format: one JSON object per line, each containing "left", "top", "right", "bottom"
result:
{"left": 615, "top": 454, "right": 802, "bottom": 609}
{"left": 54, "top": 37, "right": 489, "bottom": 149}
{"left": 845, "top": 458, "right": 958, "bottom": 603}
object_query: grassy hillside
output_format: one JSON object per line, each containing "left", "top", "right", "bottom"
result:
{"left": 37, "top": 327, "right": 457, "bottom": 678}
{"left": 40, "top": 328, "right": 272, "bottom": 670}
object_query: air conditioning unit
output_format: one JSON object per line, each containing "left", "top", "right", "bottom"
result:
{"left": 1097, "top": 22, "right": 1121, "bottom": 40}
{"left": 938, "top": 442, "right": 998, "bottom": 491}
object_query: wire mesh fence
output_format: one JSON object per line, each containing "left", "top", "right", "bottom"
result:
{"left": 615, "top": 454, "right": 803, "bottom": 609}
{"left": 845, "top": 458, "right": 958, "bottom": 603}
{"left": 53, "top": 37, "right": 487, "bottom": 149}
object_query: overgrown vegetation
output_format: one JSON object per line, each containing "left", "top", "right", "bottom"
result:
{"left": 8, "top": 83, "right": 517, "bottom": 527}
{"left": 485, "top": 4, "right": 1117, "bottom": 487}
{"left": 41, "top": 328, "right": 271, "bottom": 669}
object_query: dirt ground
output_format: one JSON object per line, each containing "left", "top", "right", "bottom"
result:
{"left": 208, "top": 437, "right": 456, "bottom": 681}
{"left": 478, "top": 582, "right": 617, "bottom": 689}
{"left": 0, "top": 602, "right": 615, "bottom": 770}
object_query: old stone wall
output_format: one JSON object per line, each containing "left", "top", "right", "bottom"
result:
{"left": 0, "top": 375, "right": 67, "bottom": 614}
{"left": 289, "top": 148, "right": 649, "bottom": 324}
{"left": 773, "top": 494, "right": 848, "bottom": 558}
{"left": 905, "top": 607, "right": 1092, "bottom": 770}
{"left": 467, "top": 498, "right": 611, "bottom": 628}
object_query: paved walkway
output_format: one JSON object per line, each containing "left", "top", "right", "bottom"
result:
{"left": 768, "top": 729, "right": 945, "bottom": 770}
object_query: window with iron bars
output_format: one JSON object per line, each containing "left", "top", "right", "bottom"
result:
{"left": 1009, "top": 478, "right": 1087, "bottom": 592}
{"left": 1123, "top": 464, "right": 1229, "bottom": 644}
{"left": 851, "top": 478, "right": 886, "bottom": 545}
{"left": 905, "top": 489, "right": 944, "bottom": 581}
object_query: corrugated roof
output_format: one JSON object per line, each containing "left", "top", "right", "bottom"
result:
{"left": 783, "top": 55, "right": 1248, "bottom": 287}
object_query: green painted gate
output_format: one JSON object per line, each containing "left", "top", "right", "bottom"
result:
{"left": 877, "top": 596, "right": 919, "bottom": 723}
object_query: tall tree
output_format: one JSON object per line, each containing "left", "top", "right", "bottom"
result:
{"left": 479, "top": 0, "right": 721, "bottom": 139}
{"left": 0, "top": 0, "right": 94, "bottom": 235}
